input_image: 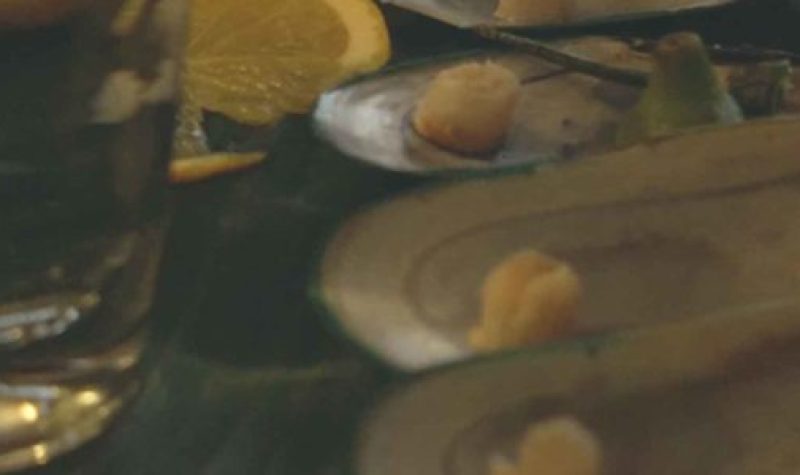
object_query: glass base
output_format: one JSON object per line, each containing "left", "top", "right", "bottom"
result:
{"left": 0, "top": 333, "right": 144, "bottom": 472}
{"left": 0, "top": 219, "right": 167, "bottom": 472}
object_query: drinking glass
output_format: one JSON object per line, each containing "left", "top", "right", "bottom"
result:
{"left": 0, "top": 0, "right": 187, "bottom": 470}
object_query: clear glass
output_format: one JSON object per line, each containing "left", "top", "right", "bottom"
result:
{"left": 0, "top": 0, "right": 186, "bottom": 471}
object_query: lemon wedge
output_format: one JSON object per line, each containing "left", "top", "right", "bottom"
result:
{"left": 178, "top": 0, "right": 390, "bottom": 155}
{"left": 326, "top": 0, "right": 392, "bottom": 75}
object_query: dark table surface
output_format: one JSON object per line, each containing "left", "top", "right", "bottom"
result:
{"left": 22, "top": 2, "right": 800, "bottom": 473}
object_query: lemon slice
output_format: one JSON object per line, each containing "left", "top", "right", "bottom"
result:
{"left": 178, "top": 0, "right": 391, "bottom": 156}
{"left": 0, "top": 0, "right": 89, "bottom": 28}
{"left": 326, "top": 0, "right": 392, "bottom": 75}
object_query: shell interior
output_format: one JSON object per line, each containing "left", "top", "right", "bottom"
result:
{"left": 315, "top": 118, "right": 800, "bottom": 371}
{"left": 355, "top": 297, "right": 800, "bottom": 474}
{"left": 382, "top": 0, "right": 738, "bottom": 28}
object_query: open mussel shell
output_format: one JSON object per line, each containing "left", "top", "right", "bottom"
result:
{"left": 355, "top": 297, "right": 800, "bottom": 475}
{"left": 314, "top": 38, "right": 649, "bottom": 174}
{"left": 381, "top": 0, "right": 738, "bottom": 29}
{"left": 312, "top": 117, "right": 800, "bottom": 371}
{"left": 314, "top": 37, "right": 800, "bottom": 175}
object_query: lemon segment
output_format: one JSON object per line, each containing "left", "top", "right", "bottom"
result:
{"left": 185, "top": 0, "right": 347, "bottom": 126}
{"left": 183, "top": 0, "right": 390, "bottom": 128}
{"left": 323, "top": 0, "right": 392, "bottom": 76}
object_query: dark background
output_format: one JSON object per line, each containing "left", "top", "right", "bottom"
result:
{"left": 24, "top": 1, "right": 800, "bottom": 473}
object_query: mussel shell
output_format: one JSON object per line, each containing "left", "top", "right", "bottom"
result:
{"left": 355, "top": 297, "right": 800, "bottom": 474}
{"left": 315, "top": 35, "right": 800, "bottom": 175}
{"left": 314, "top": 38, "right": 650, "bottom": 174}
{"left": 312, "top": 118, "right": 800, "bottom": 371}
{"left": 381, "top": 0, "right": 738, "bottom": 29}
